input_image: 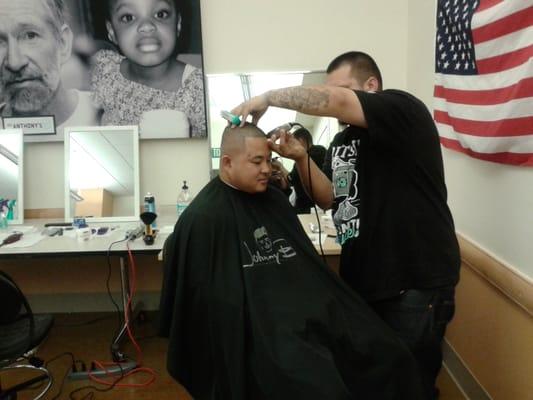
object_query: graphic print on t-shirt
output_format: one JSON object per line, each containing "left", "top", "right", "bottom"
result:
{"left": 242, "top": 226, "right": 297, "bottom": 268}
{"left": 331, "top": 139, "right": 360, "bottom": 245}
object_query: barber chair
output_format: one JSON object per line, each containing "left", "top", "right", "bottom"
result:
{"left": 0, "top": 271, "right": 54, "bottom": 400}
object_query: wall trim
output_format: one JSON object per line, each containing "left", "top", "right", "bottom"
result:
{"left": 456, "top": 232, "right": 533, "bottom": 317}
{"left": 442, "top": 340, "right": 492, "bottom": 400}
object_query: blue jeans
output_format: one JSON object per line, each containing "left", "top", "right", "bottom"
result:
{"left": 369, "top": 286, "right": 456, "bottom": 400}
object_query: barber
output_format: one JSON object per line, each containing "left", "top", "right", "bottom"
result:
{"left": 231, "top": 51, "right": 461, "bottom": 399}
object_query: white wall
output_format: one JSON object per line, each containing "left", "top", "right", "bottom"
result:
{"left": 407, "top": 0, "right": 533, "bottom": 279}
{"left": 201, "top": 0, "right": 409, "bottom": 80}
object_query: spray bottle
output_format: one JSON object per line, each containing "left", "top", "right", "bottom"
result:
{"left": 177, "top": 181, "right": 191, "bottom": 218}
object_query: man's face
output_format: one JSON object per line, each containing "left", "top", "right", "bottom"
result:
{"left": 0, "top": 0, "right": 64, "bottom": 114}
{"left": 326, "top": 64, "right": 363, "bottom": 91}
{"left": 326, "top": 64, "right": 364, "bottom": 126}
{"left": 227, "top": 137, "right": 272, "bottom": 194}
{"left": 107, "top": 0, "right": 178, "bottom": 68}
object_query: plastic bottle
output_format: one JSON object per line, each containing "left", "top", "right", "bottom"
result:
{"left": 177, "top": 181, "right": 191, "bottom": 218}
{"left": 143, "top": 192, "right": 157, "bottom": 228}
{"left": 0, "top": 210, "right": 8, "bottom": 231}
{"left": 6, "top": 200, "right": 15, "bottom": 220}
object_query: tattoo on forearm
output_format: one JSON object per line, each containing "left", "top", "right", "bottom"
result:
{"left": 268, "top": 87, "right": 330, "bottom": 113}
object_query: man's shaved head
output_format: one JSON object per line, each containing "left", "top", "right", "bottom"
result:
{"left": 219, "top": 123, "right": 272, "bottom": 194}
{"left": 221, "top": 123, "right": 267, "bottom": 157}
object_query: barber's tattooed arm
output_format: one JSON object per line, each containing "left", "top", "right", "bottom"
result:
{"left": 265, "top": 87, "right": 330, "bottom": 114}
{"left": 266, "top": 85, "right": 366, "bottom": 127}
{"left": 231, "top": 85, "right": 366, "bottom": 128}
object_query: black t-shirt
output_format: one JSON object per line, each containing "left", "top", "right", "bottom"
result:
{"left": 288, "top": 144, "right": 327, "bottom": 213}
{"left": 323, "top": 89, "right": 460, "bottom": 302}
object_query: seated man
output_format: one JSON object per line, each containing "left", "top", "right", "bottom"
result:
{"left": 158, "top": 124, "right": 424, "bottom": 400}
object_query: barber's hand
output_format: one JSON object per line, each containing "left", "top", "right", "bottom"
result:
{"left": 231, "top": 94, "right": 269, "bottom": 126}
{"left": 268, "top": 130, "right": 307, "bottom": 161}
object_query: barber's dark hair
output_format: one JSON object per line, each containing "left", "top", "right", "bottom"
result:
{"left": 292, "top": 126, "right": 313, "bottom": 149}
{"left": 327, "top": 51, "right": 383, "bottom": 91}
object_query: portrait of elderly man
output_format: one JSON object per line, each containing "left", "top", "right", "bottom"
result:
{"left": 0, "top": 0, "right": 99, "bottom": 140}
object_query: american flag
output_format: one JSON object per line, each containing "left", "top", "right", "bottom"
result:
{"left": 434, "top": 0, "right": 533, "bottom": 166}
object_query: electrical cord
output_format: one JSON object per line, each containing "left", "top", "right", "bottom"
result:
{"left": 51, "top": 321, "right": 136, "bottom": 397}
{"left": 65, "top": 238, "right": 144, "bottom": 399}
{"left": 277, "top": 127, "right": 328, "bottom": 263}
{"left": 68, "top": 369, "right": 125, "bottom": 400}
{"left": 69, "top": 241, "right": 156, "bottom": 399}
{"left": 44, "top": 351, "right": 78, "bottom": 400}
{"left": 83, "top": 241, "right": 156, "bottom": 390}
{"left": 106, "top": 238, "right": 128, "bottom": 346}
{"left": 306, "top": 148, "right": 327, "bottom": 264}
{"left": 5, "top": 356, "right": 45, "bottom": 389}
{"left": 124, "top": 244, "right": 144, "bottom": 365}
{"left": 1, "top": 355, "right": 49, "bottom": 392}
{"left": 44, "top": 351, "right": 76, "bottom": 368}
{"left": 0, "top": 352, "right": 58, "bottom": 395}
{"left": 44, "top": 237, "right": 154, "bottom": 400}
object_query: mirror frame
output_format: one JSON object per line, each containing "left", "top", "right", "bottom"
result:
{"left": 0, "top": 128, "right": 24, "bottom": 225}
{"left": 64, "top": 125, "right": 140, "bottom": 223}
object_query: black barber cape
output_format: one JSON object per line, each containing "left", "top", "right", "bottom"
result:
{"left": 158, "top": 177, "right": 424, "bottom": 400}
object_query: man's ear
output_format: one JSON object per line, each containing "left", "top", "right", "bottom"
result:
{"left": 106, "top": 21, "right": 117, "bottom": 44}
{"left": 58, "top": 24, "right": 73, "bottom": 64}
{"left": 364, "top": 76, "right": 380, "bottom": 92}
{"left": 221, "top": 155, "right": 232, "bottom": 170}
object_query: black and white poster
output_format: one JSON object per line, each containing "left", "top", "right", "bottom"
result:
{"left": 0, "top": 0, "right": 207, "bottom": 141}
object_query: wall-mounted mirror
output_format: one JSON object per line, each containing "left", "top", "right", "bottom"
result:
{"left": 206, "top": 71, "right": 340, "bottom": 175}
{"left": 0, "top": 129, "right": 23, "bottom": 225}
{"left": 64, "top": 126, "right": 140, "bottom": 223}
